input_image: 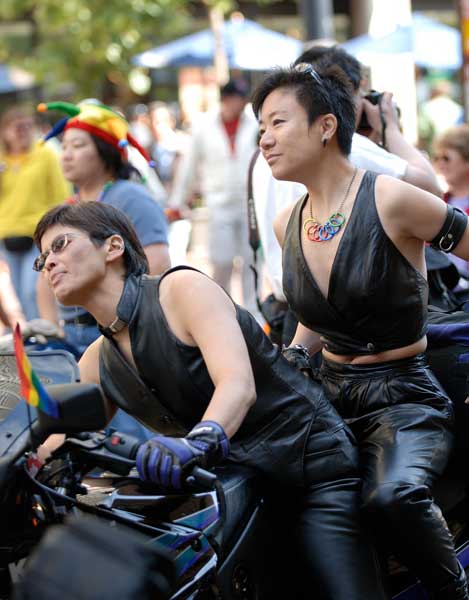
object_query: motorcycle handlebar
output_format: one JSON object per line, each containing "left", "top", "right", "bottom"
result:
{"left": 62, "top": 431, "right": 219, "bottom": 491}
{"left": 102, "top": 432, "right": 217, "bottom": 489}
{"left": 186, "top": 466, "right": 218, "bottom": 490}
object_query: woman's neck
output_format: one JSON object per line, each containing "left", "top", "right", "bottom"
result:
{"left": 79, "top": 272, "right": 125, "bottom": 327}
{"left": 6, "top": 143, "right": 31, "bottom": 156}
{"left": 77, "top": 174, "right": 114, "bottom": 202}
{"left": 304, "top": 156, "right": 355, "bottom": 216}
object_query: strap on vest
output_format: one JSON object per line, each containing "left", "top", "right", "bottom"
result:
{"left": 246, "top": 147, "right": 263, "bottom": 314}
{"left": 98, "top": 274, "right": 139, "bottom": 339}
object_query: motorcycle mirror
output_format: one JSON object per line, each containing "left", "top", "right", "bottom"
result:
{"left": 37, "top": 383, "right": 108, "bottom": 435}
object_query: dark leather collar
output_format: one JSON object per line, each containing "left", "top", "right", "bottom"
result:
{"left": 98, "top": 274, "right": 139, "bottom": 338}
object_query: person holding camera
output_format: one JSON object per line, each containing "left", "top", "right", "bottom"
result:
{"left": 251, "top": 46, "right": 440, "bottom": 343}
{"left": 252, "top": 61, "right": 469, "bottom": 598}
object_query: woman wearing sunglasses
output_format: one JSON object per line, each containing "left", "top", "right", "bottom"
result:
{"left": 251, "top": 63, "right": 469, "bottom": 598}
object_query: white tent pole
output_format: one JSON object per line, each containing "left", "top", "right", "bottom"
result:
{"left": 208, "top": 6, "right": 230, "bottom": 86}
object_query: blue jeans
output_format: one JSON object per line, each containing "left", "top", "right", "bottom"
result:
{"left": 107, "top": 411, "right": 155, "bottom": 442}
{"left": 1, "top": 243, "right": 39, "bottom": 321}
{"left": 63, "top": 322, "right": 100, "bottom": 358}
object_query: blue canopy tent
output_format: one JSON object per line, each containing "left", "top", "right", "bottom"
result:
{"left": 133, "top": 18, "right": 302, "bottom": 70}
{"left": 0, "top": 64, "right": 35, "bottom": 95}
{"left": 341, "top": 13, "right": 461, "bottom": 70}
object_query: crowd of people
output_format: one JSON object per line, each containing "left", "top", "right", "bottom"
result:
{"left": 2, "top": 41, "right": 469, "bottom": 599}
{"left": 0, "top": 86, "right": 265, "bottom": 335}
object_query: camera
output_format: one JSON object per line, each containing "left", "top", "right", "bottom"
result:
{"left": 357, "top": 90, "right": 384, "bottom": 133}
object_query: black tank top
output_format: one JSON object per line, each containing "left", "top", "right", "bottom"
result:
{"left": 98, "top": 267, "right": 332, "bottom": 485}
{"left": 282, "top": 171, "right": 428, "bottom": 355}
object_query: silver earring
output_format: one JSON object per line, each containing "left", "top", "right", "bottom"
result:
{"left": 322, "top": 137, "right": 327, "bottom": 148}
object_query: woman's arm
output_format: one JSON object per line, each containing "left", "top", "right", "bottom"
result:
{"left": 361, "top": 93, "right": 441, "bottom": 196}
{"left": 38, "top": 338, "right": 115, "bottom": 462}
{"left": 379, "top": 175, "right": 469, "bottom": 259}
{"left": 159, "top": 270, "right": 256, "bottom": 438}
{"left": 290, "top": 321, "right": 323, "bottom": 355}
{"left": 0, "top": 259, "right": 26, "bottom": 330}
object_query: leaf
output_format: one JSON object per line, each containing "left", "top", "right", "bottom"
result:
{"left": 2, "top": 0, "right": 191, "bottom": 99}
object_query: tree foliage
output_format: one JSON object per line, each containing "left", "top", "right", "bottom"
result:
{"left": 0, "top": 0, "right": 192, "bottom": 101}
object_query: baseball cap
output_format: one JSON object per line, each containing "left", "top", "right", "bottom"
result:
{"left": 220, "top": 79, "right": 250, "bottom": 98}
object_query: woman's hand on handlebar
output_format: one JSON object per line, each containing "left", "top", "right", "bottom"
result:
{"left": 37, "top": 434, "right": 66, "bottom": 462}
{"left": 136, "top": 421, "right": 229, "bottom": 489}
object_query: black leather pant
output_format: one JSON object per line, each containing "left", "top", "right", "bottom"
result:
{"left": 293, "top": 394, "right": 387, "bottom": 599}
{"left": 320, "top": 354, "right": 463, "bottom": 597}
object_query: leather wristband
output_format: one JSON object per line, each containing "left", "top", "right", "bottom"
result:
{"left": 187, "top": 420, "right": 230, "bottom": 461}
{"left": 430, "top": 205, "right": 468, "bottom": 253}
{"left": 282, "top": 344, "right": 312, "bottom": 372}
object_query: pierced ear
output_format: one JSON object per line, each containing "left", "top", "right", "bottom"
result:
{"left": 106, "top": 234, "right": 125, "bottom": 261}
{"left": 320, "top": 114, "right": 337, "bottom": 141}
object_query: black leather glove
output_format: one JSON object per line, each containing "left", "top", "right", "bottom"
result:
{"left": 282, "top": 344, "right": 313, "bottom": 376}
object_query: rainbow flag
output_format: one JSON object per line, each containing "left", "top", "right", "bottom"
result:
{"left": 13, "top": 324, "right": 59, "bottom": 418}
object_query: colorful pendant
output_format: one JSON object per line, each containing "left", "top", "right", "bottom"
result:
{"left": 303, "top": 212, "right": 346, "bottom": 242}
{"left": 302, "top": 168, "right": 358, "bottom": 243}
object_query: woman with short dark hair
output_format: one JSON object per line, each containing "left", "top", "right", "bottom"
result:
{"left": 252, "top": 63, "right": 469, "bottom": 599}
{"left": 34, "top": 200, "right": 387, "bottom": 600}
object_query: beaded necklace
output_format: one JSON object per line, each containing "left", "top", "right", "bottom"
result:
{"left": 96, "top": 181, "right": 114, "bottom": 202}
{"left": 73, "top": 180, "right": 114, "bottom": 204}
{"left": 303, "top": 168, "right": 358, "bottom": 242}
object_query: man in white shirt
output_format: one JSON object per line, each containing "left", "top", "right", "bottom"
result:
{"left": 170, "top": 80, "right": 259, "bottom": 316}
{"left": 253, "top": 46, "right": 441, "bottom": 305}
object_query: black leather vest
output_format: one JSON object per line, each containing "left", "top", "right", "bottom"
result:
{"left": 283, "top": 171, "right": 429, "bottom": 355}
{"left": 99, "top": 267, "right": 327, "bottom": 485}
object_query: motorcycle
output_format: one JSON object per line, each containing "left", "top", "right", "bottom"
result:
{"left": 1, "top": 319, "right": 469, "bottom": 599}
{"left": 0, "top": 382, "right": 468, "bottom": 599}
{"left": 0, "top": 384, "right": 275, "bottom": 599}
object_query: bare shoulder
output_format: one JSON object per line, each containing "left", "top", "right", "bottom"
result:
{"left": 159, "top": 268, "right": 235, "bottom": 314}
{"left": 375, "top": 173, "right": 441, "bottom": 210}
{"left": 274, "top": 201, "right": 297, "bottom": 248}
{"left": 78, "top": 336, "right": 103, "bottom": 385}
{"left": 374, "top": 172, "right": 409, "bottom": 202}
{"left": 374, "top": 173, "right": 447, "bottom": 240}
